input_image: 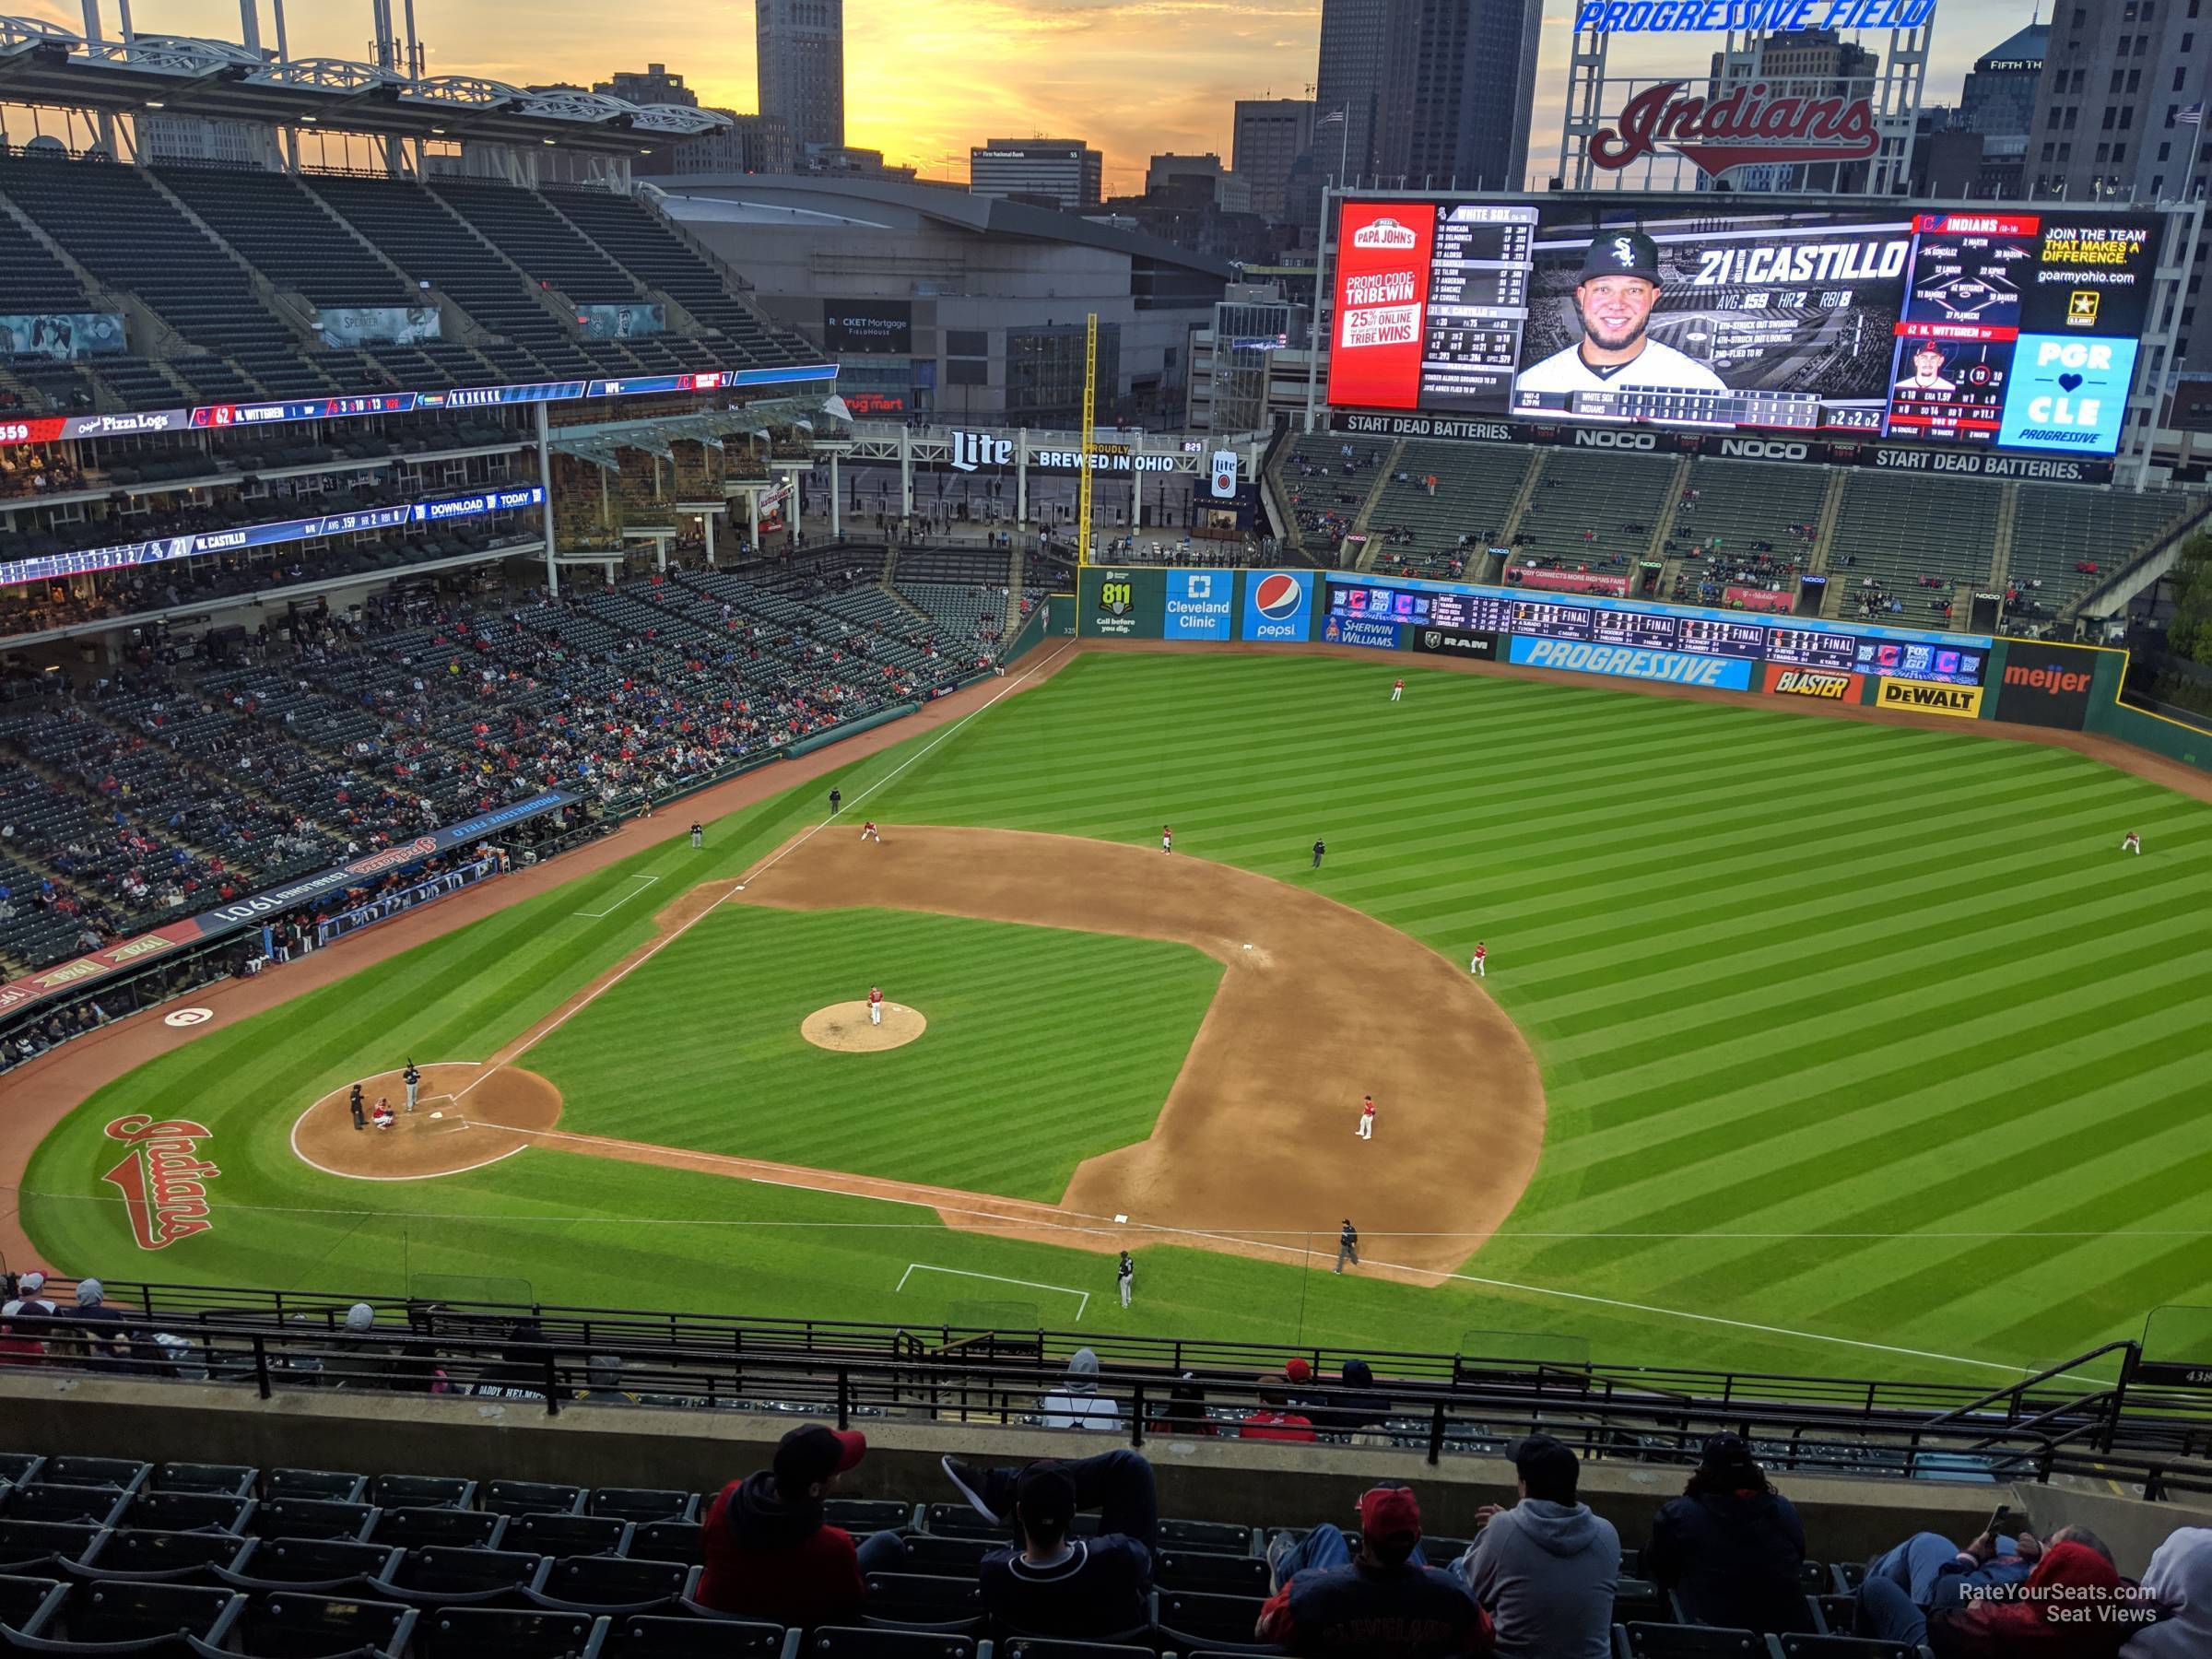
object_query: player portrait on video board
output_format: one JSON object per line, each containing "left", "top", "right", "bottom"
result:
{"left": 1513, "top": 230, "right": 1728, "bottom": 397}
{"left": 1892, "top": 342, "right": 1957, "bottom": 394}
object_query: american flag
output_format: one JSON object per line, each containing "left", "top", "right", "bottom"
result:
{"left": 1317, "top": 109, "right": 1345, "bottom": 126}
{"left": 2180, "top": 102, "right": 2204, "bottom": 126}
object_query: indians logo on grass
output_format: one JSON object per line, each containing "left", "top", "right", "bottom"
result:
{"left": 100, "top": 1115, "right": 220, "bottom": 1251}
{"left": 1252, "top": 573, "right": 1306, "bottom": 622}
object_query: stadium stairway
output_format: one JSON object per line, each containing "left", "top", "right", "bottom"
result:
{"left": 1346, "top": 441, "right": 1406, "bottom": 569}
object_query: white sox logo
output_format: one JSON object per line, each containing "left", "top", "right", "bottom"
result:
{"left": 100, "top": 1115, "right": 220, "bottom": 1250}
{"left": 1608, "top": 236, "right": 1639, "bottom": 269}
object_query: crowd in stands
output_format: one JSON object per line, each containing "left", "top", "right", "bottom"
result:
{"left": 0, "top": 443, "right": 83, "bottom": 499}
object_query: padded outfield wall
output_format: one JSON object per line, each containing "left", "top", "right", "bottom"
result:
{"left": 1072, "top": 566, "right": 2183, "bottom": 769}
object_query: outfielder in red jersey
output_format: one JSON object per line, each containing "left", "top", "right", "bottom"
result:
{"left": 1356, "top": 1094, "right": 1376, "bottom": 1140}
{"left": 1390, "top": 677, "right": 1405, "bottom": 702}
{"left": 1161, "top": 825, "right": 1172, "bottom": 855}
{"left": 860, "top": 820, "right": 882, "bottom": 842}
{"left": 868, "top": 984, "right": 884, "bottom": 1027}
{"left": 1470, "top": 941, "right": 1488, "bottom": 978}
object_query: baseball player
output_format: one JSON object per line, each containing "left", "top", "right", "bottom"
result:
{"left": 2122, "top": 830, "right": 2141, "bottom": 855}
{"left": 1390, "top": 677, "right": 1404, "bottom": 702}
{"left": 829, "top": 787, "right": 842, "bottom": 816}
{"left": 1334, "top": 1218, "right": 1359, "bottom": 1275}
{"left": 348, "top": 1083, "right": 366, "bottom": 1133}
{"left": 868, "top": 984, "right": 884, "bottom": 1027}
{"left": 1357, "top": 1094, "right": 1375, "bottom": 1141}
{"left": 403, "top": 1061, "right": 421, "bottom": 1113}
{"left": 1161, "top": 824, "right": 1172, "bottom": 855}
{"left": 1312, "top": 837, "right": 1326, "bottom": 870}
{"left": 1117, "top": 1251, "right": 1134, "bottom": 1309}
{"left": 689, "top": 821, "right": 703, "bottom": 849}
{"left": 1893, "top": 343, "right": 1957, "bottom": 394}
{"left": 1470, "top": 941, "right": 1488, "bottom": 978}
{"left": 371, "top": 1098, "right": 395, "bottom": 1131}
{"left": 1515, "top": 229, "right": 1727, "bottom": 398}
{"left": 860, "top": 819, "right": 882, "bottom": 842}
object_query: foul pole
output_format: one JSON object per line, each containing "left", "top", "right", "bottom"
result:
{"left": 1077, "top": 312, "right": 1098, "bottom": 565}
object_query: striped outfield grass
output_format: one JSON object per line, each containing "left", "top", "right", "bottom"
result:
{"left": 529, "top": 908, "right": 1220, "bottom": 1200}
{"left": 18, "top": 649, "right": 2212, "bottom": 1379}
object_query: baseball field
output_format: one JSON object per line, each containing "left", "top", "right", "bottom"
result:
{"left": 14, "top": 645, "right": 2212, "bottom": 1382}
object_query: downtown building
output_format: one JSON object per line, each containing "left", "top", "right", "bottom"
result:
{"left": 1232, "top": 100, "right": 1315, "bottom": 218}
{"left": 1312, "top": 0, "right": 1541, "bottom": 189}
{"left": 969, "top": 140, "right": 1103, "bottom": 212}
{"left": 757, "top": 0, "right": 844, "bottom": 152}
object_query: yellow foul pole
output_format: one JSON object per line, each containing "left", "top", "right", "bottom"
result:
{"left": 1077, "top": 312, "right": 1098, "bottom": 565}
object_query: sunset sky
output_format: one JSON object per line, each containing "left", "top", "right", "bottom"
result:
{"left": 20, "top": 0, "right": 2041, "bottom": 194}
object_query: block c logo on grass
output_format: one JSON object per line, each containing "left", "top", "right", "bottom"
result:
{"left": 100, "top": 1115, "right": 220, "bottom": 1250}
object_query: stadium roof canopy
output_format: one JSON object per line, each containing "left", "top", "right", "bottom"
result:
{"left": 0, "top": 15, "right": 725, "bottom": 153}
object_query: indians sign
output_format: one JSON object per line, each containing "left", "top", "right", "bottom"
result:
{"left": 1593, "top": 79, "right": 1882, "bottom": 176}
{"left": 100, "top": 1115, "right": 220, "bottom": 1250}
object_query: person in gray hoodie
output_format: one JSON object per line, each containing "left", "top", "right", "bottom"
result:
{"left": 1039, "top": 1347, "right": 1122, "bottom": 1431}
{"left": 1454, "top": 1434, "right": 1619, "bottom": 1659}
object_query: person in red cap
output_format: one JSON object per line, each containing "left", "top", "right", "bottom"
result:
{"left": 697, "top": 1422, "right": 870, "bottom": 1626}
{"left": 1239, "top": 1372, "right": 1318, "bottom": 1442}
{"left": 1256, "top": 1483, "right": 1492, "bottom": 1656}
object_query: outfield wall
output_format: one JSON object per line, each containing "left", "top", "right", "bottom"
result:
{"left": 1074, "top": 567, "right": 2186, "bottom": 770}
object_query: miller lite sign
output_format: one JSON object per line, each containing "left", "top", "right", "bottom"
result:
{"left": 947, "top": 429, "right": 1014, "bottom": 472}
{"left": 1208, "top": 450, "right": 1239, "bottom": 499}
{"left": 1593, "top": 79, "right": 1881, "bottom": 177}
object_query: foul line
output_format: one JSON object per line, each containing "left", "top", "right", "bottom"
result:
{"left": 456, "top": 641, "right": 1071, "bottom": 1102}
{"left": 572, "top": 873, "right": 660, "bottom": 918}
{"left": 899, "top": 1262, "right": 1090, "bottom": 1321}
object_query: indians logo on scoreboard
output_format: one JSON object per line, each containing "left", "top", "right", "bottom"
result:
{"left": 1592, "top": 78, "right": 1882, "bottom": 178}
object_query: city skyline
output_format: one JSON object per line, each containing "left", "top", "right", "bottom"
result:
{"left": 19, "top": 0, "right": 2042, "bottom": 194}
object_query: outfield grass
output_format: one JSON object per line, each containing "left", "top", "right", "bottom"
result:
{"left": 21, "top": 651, "right": 2212, "bottom": 1382}
{"left": 531, "top": 907, "right": 1219, "bottom": 1199}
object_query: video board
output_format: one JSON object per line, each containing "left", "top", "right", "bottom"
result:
{"left": 1327, "top": 196, "right": 2159, "bottom": 460}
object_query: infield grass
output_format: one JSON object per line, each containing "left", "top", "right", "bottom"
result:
{"left": 21, "top": 649, "right": 2212, "bottom": 1382}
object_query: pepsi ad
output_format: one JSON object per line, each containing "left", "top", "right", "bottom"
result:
{"left": 1240, "top": 571, "right": 1315, "bottom": 642}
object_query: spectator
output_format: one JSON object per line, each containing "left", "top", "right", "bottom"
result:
{"left": 1147, "top": 1371, "right": 1216, "bottom": 1436}
{"left": 1455, "top": 1435, "right": 1618, "bottom": 1659}
{"left": 66, "top": 1277, "right": 134, "bottom": 1368}
{"left": 326, "top": 1302, "right": 387, "bottom": 1389}
{"left": 1644, "top": 1433, "right": 1812, "bottom": 1633}
{"left": 0, "top": 1300, "right": 43, "bottom": 1366}
{"left": 1863, "top": 1532, "right": 2152, "bottom": 1656}
{"left": 697, "top": 1423, "right": 868, "bottom": 1627}
{"left": 2124, "top": 1526, "right": 2210, "bottom": 1658}
{"left": 941, "top": 1450, "right": 1156, "bottom": 1638}
{"left": 1857, "top": 1521, "right": 2067, "bottom": 1627}
{"left": 1241, "top": 1372, "right": 1318, "bottom": 1441}
{"left": 574, "top": 1354, "right": 640, "bottom": 1404}
{"left": 1038, "top": 1346, "right": 1121, "bottom": 1431}
{"left": 1257, "top": 1484, "right": 1493, "bottom": 1656}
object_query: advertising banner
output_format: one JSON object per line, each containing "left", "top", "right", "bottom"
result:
{"left": 1411, "top": 625, "right": 1500, "bottom": 661}
{"left": 0, "top": 312, "right": 125, "bottom": 360}
{"left": 1761, "top": 664, "right": 1863, "bottom": 701}
{"left": 1509, "top": 634, "right": 1756, "bottom": 690}
{"left": 1240, "top": 571, "right": 1315, "bottom": 642}
{"left": 575, "top": 302, "right": 665, "bottom": 340}
{"left": 1079, "top": 566, "right": 1165, "bottom": 638}
{"left": 1329, "top": 201, "right": 1436, "bottom": 411}
{"left": 1163, "top": 568, "right": 1233, "bottom": 641}
{"left": 1725, "top": 586, "right": 1795, "bottom": 613}
{"left": 1874, "top": 677, "right": 1985, "bottom": 718}
{"left": 824, "top": 299, "right": 912, "bottom": 355}
{"left": 1209, "top": 450, "right": 1239, "bottom": 499}
{"left": 1321, "top": 611, "right": 1402, "bottom": 650}
{"left": 1992, "top": 639, "right": 2106, "bottom": 728}
{"left": 314, "top": 306, "right": 441, "bottom": 347}
{"left": 1512, "top": 567, "right": 1631, "bottom": 595}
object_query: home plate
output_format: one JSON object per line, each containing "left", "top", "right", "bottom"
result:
{"left": 429, "top": 1111, "right": 445, "bottom": 1121}
{"left": 1115, "top": 1214, "right": 1129, "bottom": 1224}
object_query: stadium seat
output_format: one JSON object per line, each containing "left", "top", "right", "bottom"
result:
{"left": 365, "top": 1510, "right": 504, "bottom": 1550}
{"left": 1830, "top": 1562, "right": 1866, "bottom": 1592}
{"left": 509, "top": 1515, "right": 629, "bottom": 1559}
{"left": 1772, "top": 1637, "right": 1921, "bottom": 1659}
{"left": 1418, "top": 1535, "right": 1472, "bottom": 1567}
{"left": 856, "top": 1573, "right": 982, "bottom": 1630}
{"left": 525, "top": 1555, "right": 689, "bottom": 1613}
{"left": 371, "top": 1546, "right": 543, "bottom": 1607}
{"left": 1155, "top": 1552, "right": 1269, "bottom": 1594}
{"left": 0, "top": 1529, "right": 106, "bottom": 1576}
{"left": 590, "top": 1490, "right": 695, "bottom": 1525}
{"left": 118, "top": 1492, "right": 254, "bottom": 1535}
{"left": 367, "top": 1477, "right": 473, "bottom": 1512}
{"left": 1617, "top": 1625, "right": 1767, "bottom": 1657}
{"left": 408, "top": 1607, "right": 598, "bottom": 1659}
{"left": 37, "top": 1462, "right": 148, "bottom": 1496}
{"left": 1154, "top": 1590, "right": 1267, "bottom": 1649}
{"left": 250, "top": 1502, "right": 375, "bottom": 1543}
{"left": 0, "top": 1579, "right": 66, "bottom": 1641}
{"left": 262, "top": 1475, "right": 366, "bottom": 1505}
{"left": 625, "top": 1524, "right": 700, "bottom": 1568}
{"left": 1, "top": 1491, "right": 124, "bottom": 1531}
{"left": 148, "top": 1468, "right": 254, "bottom": 1500}
{"left": 70, "top": 1530, "right": 248, "bottom": 1583}
{"left": 1612, "top": 1578, "right": 1670, "bottom": 1624}
{"left": 823, "top": 1501, "right": 917, "bottom": 1534}
{"left": 3, "top": 1582, "right": 242, "bottom": 1654}
{"left": 808, "top": 1630, "right": 979, "bottom": 1658}
{"left": 1156, "top": 1522, "right": 1251, "bottom": 1554}
{"left": 600, "top": 1613, "right": 795, "bottom": 1659}
{"left": 887, "top": 1536, "right": 987, "bottom": 1575}
{"left": 183, "top": 1591, "right": 416, "bottom": 1659}
{"left": 996, "top": 1641, "right": 1155, "bottom": 1659}
{"left": 211, "top": 1537, "right": 399, "bottom": 1594}
{"left": 1808, "top": 1594, "right": 1857, "bottom": 1635}
{"left": 483, "top": 1483, "right": 583, "bottom": 1519}
{"left": 0, "top": 1462, "right": 45, "bottom": 1489}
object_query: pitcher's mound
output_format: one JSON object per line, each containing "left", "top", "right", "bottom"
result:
{"left": 803, "top": 1001, "right": 926, "bottom": 1052}
{"left": 293, "top": 1063, "right": 562, "bottom": 1180}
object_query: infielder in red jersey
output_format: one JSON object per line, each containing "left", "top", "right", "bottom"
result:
{"left": 1356, "top": 1094, "right": 1376, "bottom": 1140}
{"left": 860, "top": 820, "right": 882, "bottom": 842}
{"left": 1161, "top": 825, "right": 1172, "bottom": 855}
{"left": 868, "top": 984, "right": 884, "bottom": 1027}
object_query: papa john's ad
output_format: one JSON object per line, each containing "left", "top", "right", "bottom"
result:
{"left": 1330, "top": 202, "right": 1434, "bottom": 411}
